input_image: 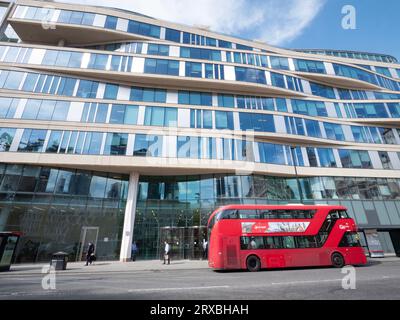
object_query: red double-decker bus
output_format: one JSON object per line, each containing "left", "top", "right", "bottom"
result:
{"left": 207, "top": 204, "right": 367, "bottom": 271}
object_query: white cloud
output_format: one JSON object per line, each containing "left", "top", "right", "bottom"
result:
{"left": 59, "top": 0, "right": 325, "bottom": 45}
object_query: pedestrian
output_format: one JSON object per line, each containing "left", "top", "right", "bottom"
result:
{"left": 85, "top": 242, "right": 95, "bottom": 266}
{"left": 163, "top": 241, "right": 170, "bottom": 265}
{"left": 202, "top": 239, "right": 208, "bottom": 260}
{"left": 131, "top": 241, "right": 138, "bottom": 261}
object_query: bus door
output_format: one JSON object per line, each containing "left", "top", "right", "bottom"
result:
{"left": 223, "top": 236, "right": 240, "bottom": 269}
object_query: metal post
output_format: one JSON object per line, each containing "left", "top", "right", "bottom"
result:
{"left": 290, "top": 146, "right": 304, "bottom": 203}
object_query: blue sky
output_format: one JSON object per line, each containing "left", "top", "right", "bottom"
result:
{"left": 286, "top": 0, "right": 400, "bottom": 60}
{"left": 63, "top": 0, "right": 400, "bottom": 60}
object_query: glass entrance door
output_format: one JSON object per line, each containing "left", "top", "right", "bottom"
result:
{"left": 76, "top": 227, "right": 99, "bottom": 261}
{"left": 159, "top": 226, "right": 207, "bottom": 260}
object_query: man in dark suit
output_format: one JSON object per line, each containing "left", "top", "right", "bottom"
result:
{"left": 85, "top": 242, "right": 95, "bottom": 266}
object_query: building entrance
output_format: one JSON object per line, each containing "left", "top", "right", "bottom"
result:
{"left": 76, "top": 227, "right": 99, "bottom": 262}
{"left": 159, "top": 226, "right": 207, "bottom": 260}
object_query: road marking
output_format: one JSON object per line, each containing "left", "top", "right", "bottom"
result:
{"left": 128, "top": 285, "right": 230, "bottom": 293}
{"left": 271, "top": 279, "right": 342, "bottom": 286}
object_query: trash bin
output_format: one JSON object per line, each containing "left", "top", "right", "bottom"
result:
{"left": 50, "top": 252, "right": 68, "bottom": 270}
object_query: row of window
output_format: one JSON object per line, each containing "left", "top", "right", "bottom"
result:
{"left": 217, "top": 209, "right": 318, "bottom": 220}
{"left": 13, "top": 6, "right": 253, "bottom": 51}
{"left": 1, "top": 127, "right": 399, "bottom": 171}
{"left": 239, "top": 232, "right": 361, "bottom": 250}
{"left": 1, "top": 68, "right": 400, "bottom": 128}
{"left": 333, "top": 63, "right": 400, "bottom": 92}
{"left": 90, "top": 42, "right": 400, "bottom": 84}
{"left": 296, "top": 49, "right": 397, "bottom": 64}
{"left": 1, "top": 95, "right": 399, "bottom": 146}
{"left": 3, "top": 43, "right": 400, "bottom": 100}
{"left": 0, "top": 163, "right": 129, "bottom": 198}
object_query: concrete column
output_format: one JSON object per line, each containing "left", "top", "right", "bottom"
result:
{"left": 119, "top": 172, "right": 140, "bottom": 262}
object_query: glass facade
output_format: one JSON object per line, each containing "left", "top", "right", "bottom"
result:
{"left": 135, "top": 174, "right": 400, "bottom": 259}
{"left": 0, "top": 163, "right": 128, "bottom": 263}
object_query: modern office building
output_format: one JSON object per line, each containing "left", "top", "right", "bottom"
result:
{"left": 0, "top": 0, "right": 400, "bottom": 263}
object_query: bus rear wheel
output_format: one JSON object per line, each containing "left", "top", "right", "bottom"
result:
{"left": 331, "top": 252, "right": 345, "bottom": 268}
{"left": 246, "top": 255, "right": 261, "bottom": 272}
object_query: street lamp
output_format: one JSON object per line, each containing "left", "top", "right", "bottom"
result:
{"left": 289, "top": 146, "right": 304, "bottom": 203}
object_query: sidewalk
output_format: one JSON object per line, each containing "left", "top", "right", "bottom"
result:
{"left": 2, "top": 256, "right": 399, "bottom": 276}
{"left": 3, "top": 259, "right": 210, "bottom": 276}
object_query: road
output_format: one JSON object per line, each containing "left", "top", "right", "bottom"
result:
{"left": 0, "top": 260, "right": 399, "bottom": 300}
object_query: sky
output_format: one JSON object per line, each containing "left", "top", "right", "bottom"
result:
{"left": 61, "top": 0, "right": 400, "bottom": 60}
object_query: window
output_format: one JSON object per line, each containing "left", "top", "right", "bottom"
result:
{"left": 127, "top": 20, "right": 160, "bottom": 38}
{"left": 270, "top": 56, "right": 289, "bottom": 70}
{"left": 104, "top": 16, "right": 118, "bottom": 29}
{"left": 144, "top": 106, "right": 177, "bottom": 127}
{"left": 317, "top": 148, "right": 337, "bottom": 167}
{"left": 378, "top": 151, "right": 393, "bottom": 169}
{"left": 259, "top": 143, "right": 286, "bottom": 165}
{"left": 307, "top": 147, "right": 318, "bottom": 167}
{"left": 218, "top": 94, "right": 234, "bottom": 108}
{"left": 37, "top": 100, "right": 55, "bottom": 120}
{"left": 0, "top": 127, "right": 16, "bottom": 152}
{"left": 339, "top": 149, "right": 372, "bottom": 169}
{"left": 109, "top": 104, "right": 138, "bottom": 125}
{"left": 21, "top": 99, "right": 41, "bottom": 119}
{"left": 133, "top": 134, "right": 162, "bottom": 157}
{"left": 104, "top": 133, "right": 128, "bottom": 155}
{"left": 18, "top": 129, "right": 47, "bottom": 152}
{"left": 144, "top": 58, "right": 179, "bottom": 76}
{"left": 46, "top": 131, "right": 62, "bottom": 153}
{"left": 130, "top": 87, "right": 166, "bottom": 103}
{"left": 88, "top": 53, "right": 109, "bottom": 70}
{"left": 310, "top": 82, "right": 336, "bottom": 99}
{"left": 270, "top": 72, "right": 286, "bottom": 88}
{"left": 177, "top": 136, "right": 200, "bottom": 159}
{"left": 76, "top": 80, "right": 99, "bottom": 98}
{"left": 147, "top": 44, "right": 169, "bottom": 56}
{"left": 52, "top": 101, "right": 70, "bottom": 121}
{"left": 82, "top": 132, "right": 103, "bottom": 155}
{"left": 235, "top": 67, "right": 266, "bottom": 84}
{"left": 215, "top": 111, "right": 234, "bottom": 130}
{"left": 180, "top": 47, "right": 221, "bottom": 61}
{"left": 165, "top": 28, "right": 181, "bottom": 42}
{"left": 294, "top": 59, "right": 326, "bottom": 73}
{"left": 305, "top": 119, "right": 322, "bottom": 138}
{"left": 178, "top": 91, "right": 212, "bottom": 106}
{"left": 185, "top": 62, "right": 202, "bottom": 78}
{"left": 324, "top": 123, "right": 345, "bottom": 141}
{"left": 104, "top": 83, "right": 119, "bottom": 100}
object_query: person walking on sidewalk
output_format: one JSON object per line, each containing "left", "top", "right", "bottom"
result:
{"left": 85, "top": 242, "right": 95, "bottom": 266}
{"left": 202, "top": 239, "right": 208, "bottom": 260}
{"left": 131, "top": 241, "right": 138, "bottom": 261}
{"left": 163, "top": 241, "right": 170, "bottom": 265}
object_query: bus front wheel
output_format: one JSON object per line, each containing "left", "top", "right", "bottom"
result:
{"left": 331, "top": 252, "right": 345, "bottom": 268}
{"left": 246, "top": 255, "right": 261, "bottom": 272}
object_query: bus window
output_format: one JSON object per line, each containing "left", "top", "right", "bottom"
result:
{"left": 238, "top": 210, "right": 258, "bottom": 219}
{"left": 277, "top": 210, "right": 292, "bottom": 219}
{"left": 220, "top": 209, "right": 239, "bottom": 220}
{"left": 339, "top": 210, "right": 349, "bottom": 218}
{"left": 295, "top": 236, "right": 318, "bottom": 248}
{"left": 329, "top": 210, "right": 350, "bottom": 219}
{"left": 259, "top": 210, "right": 277, "bottom": 219}
{"left": 282, "top": 236, "right": 295, "bottom": 249}
{"left": 339, "top": 232, "right": 361, "bottom": 247}
{"left": 265, "top": 236, "right": 282, "bottom": 249}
